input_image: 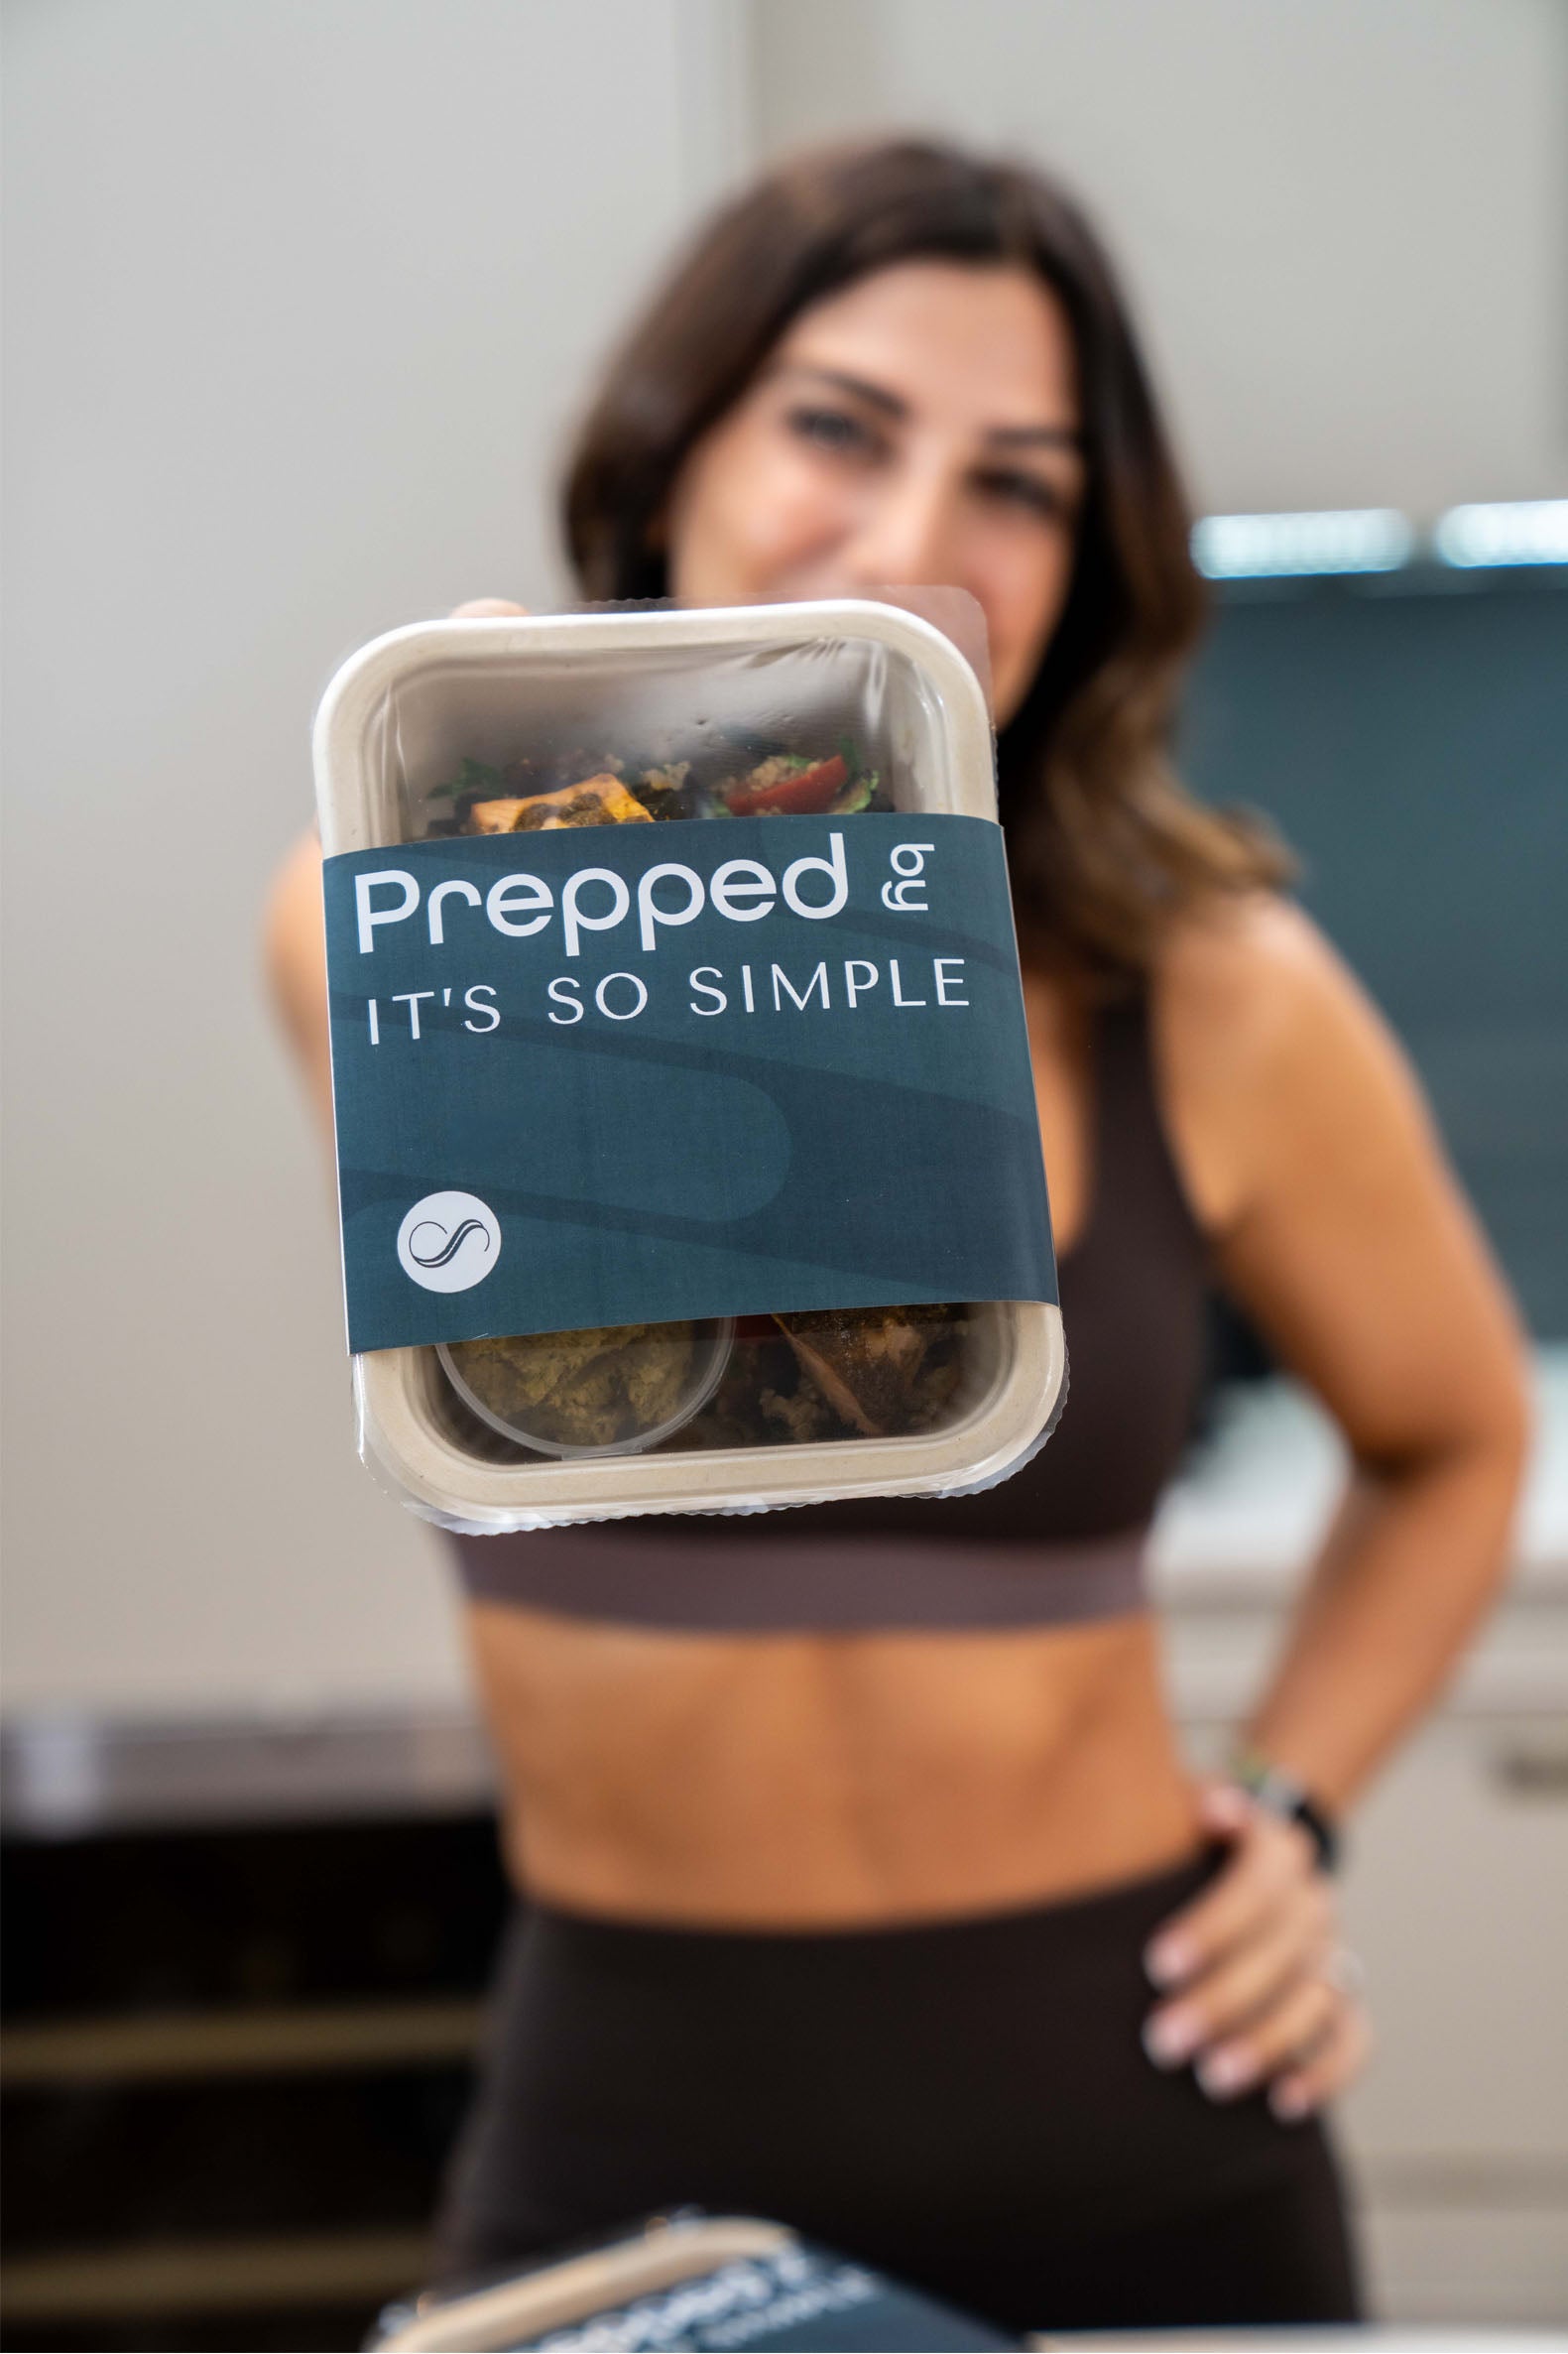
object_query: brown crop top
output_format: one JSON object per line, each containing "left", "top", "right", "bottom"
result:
{"left": 448, "top": 987, "right": 1214, "bottom": 1629}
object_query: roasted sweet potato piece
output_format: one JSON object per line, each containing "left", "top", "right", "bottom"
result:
{"left": 469, "top": 774, "right": 652, "bottom": 833}
{"left": 467, "top": 799, "right": 531, "bottom": 833}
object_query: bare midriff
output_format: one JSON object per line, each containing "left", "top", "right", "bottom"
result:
{"left": 462, "top": 966, "right": 1222, "bottom": 1931}
{"left": 464, "top": 1604, "right": 1203, "bottom": 1926}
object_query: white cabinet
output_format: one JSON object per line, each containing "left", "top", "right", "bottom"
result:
{"left": 1149, "top": 1357, "right": 1568, "bottom": 2325}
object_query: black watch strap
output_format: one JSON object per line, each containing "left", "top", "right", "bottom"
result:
{"left": 1230, "top": 1756, "right": 1341, "bottom": 1874}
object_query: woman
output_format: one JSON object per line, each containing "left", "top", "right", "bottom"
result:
{"left": 266, "top": 142, "right": 1530, "bottom": 2331}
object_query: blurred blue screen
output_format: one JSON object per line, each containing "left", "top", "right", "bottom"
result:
{"left": 1180, "top": 568, "right": 1567, "bottom": 1337}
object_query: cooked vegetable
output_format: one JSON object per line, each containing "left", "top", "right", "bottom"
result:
{"left": 827, "top": 771, "right": 877, "bottom": 816}
{"left": 723, "top": 753, "right": 847, "bottom": 817}
{"left": 440, "top": 739, "right": 881, "bottom": 834}
{"left": 470, "top": 774, "right": 653, "bottom": 832}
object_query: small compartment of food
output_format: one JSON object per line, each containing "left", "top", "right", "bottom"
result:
{"left": 314, "top": 600, "right": 1064, "bottom": 1531}
{"left": 438, "top": 1319, "right": 734, "bottom": 1457}
{"left": 670, "top": 1306, "right": 969, "bottom": 1450}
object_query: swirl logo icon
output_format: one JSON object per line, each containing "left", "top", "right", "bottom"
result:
{"left": 396, "top": 1191, "right": 501, "bottom": 1294}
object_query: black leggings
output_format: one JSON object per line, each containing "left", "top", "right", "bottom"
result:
{"left": 435, "top": 1854, "right": 1361, "bottom": 2335}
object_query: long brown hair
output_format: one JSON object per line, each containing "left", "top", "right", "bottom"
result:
{"left": 563, "top": 137, "right": 1294, "bottom": 991}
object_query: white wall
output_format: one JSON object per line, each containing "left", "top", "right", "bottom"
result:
{"left": 0, "top": 0, "right": 745, "bottom": 1714}
{"left": 752, "top": 0, "right": 1568, "bottom": 517}
{"left": 3, "top": 0, "right": 1562, "bottom": 1717}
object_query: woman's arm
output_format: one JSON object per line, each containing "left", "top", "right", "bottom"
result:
{"left": 1194, "top": 894, "right": 1531, "bottom": 1804}
{"left": 262, "top": 599, "right": 527, "bottom": 1144}
{"left": 1143, "top": 892, "right": 1532, "bottom": 2114}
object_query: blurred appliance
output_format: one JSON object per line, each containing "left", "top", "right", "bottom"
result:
{"left": 0, "top": 1716, "right": 508, "bottom": 2352}
{"left": 1183, "top": 554, "right": 1567, "bottom": 1339}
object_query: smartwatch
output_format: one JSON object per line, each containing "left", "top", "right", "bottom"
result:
{"left": 1229, "top": 1752, "right": 1341, "bottom": 1874}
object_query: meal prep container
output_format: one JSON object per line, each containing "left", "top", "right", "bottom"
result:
{"left": 369, "top": 2218, "right": 803, "bottom": 2353}
{"left": 313, "top": 599, "right": 1066, "bottom": 1532}
{"left": 368, "top": 2212, "right": 1021, "bottom": 2351}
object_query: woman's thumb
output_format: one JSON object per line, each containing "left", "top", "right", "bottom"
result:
{"left": 1197, "top": 1778, "right": 1252, "bottom": 1835}
{"left": 450, "top": 597, "right": 529, "bottom": 618}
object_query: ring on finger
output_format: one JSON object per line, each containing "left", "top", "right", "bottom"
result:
{"left": 1321, "top": 1944, "right": 1366, "bottom": 1998}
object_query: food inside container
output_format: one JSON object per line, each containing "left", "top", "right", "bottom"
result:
{"left": 674, "top": 1305, "right": 969, "bottom": 1448}
{"left": 436, "top": 1302, "right": 973, "bottom": 1466}
{"left": 417, "top": 729, "right": 953, "bottom": 1454}
{"left": 422, "top": 740, "right": 889, "bottom": 838}
{"left": 439, "top": 1319, "right": 732, "bottom": 1456}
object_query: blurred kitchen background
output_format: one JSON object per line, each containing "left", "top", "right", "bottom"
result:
{"left": 3, "top": 0, "right": 1565, "bottom": 2345}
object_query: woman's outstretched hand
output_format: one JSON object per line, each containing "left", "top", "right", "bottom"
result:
{"left": 1142, "top": 1780, "right": 1371, "bottom": 2120}
{"left": 262, "top": 595, "right": 530, "bottom": 1139}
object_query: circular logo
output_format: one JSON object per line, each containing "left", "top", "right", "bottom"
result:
{"left": 396, "top": 1191, "right": 501, "bottom": 1293}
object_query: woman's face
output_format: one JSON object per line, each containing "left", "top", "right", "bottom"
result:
{"left": 664, "top": 260, "right": 1086, "bottom": 727}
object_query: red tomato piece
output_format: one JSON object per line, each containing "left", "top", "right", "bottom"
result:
{"left": 724, "top": 755, "right": 847, "bottom": 816}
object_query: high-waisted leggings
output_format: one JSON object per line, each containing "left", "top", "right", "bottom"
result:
{"left": 434, "top": 1851, "right": 1361, "bottom": 2336}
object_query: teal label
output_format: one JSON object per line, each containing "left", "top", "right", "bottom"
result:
{"left": 323, "top": 814, "right": 1055, "bottom": 1353}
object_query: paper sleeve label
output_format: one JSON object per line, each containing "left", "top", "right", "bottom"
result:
{"left": 322, "top": 813, "right": 1056, "bottom": 1352}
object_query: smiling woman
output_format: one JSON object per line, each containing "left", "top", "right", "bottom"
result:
{"left": 263, "top": 137, "right": 1531, "bottom": 2334}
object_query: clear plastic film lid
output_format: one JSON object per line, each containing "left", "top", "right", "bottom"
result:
{"left": 318, "top": 589, "right": 997, "bottom": 857}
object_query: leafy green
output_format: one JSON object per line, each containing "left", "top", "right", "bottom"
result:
{"left": 426, "top": 755, "right": 505, "bottom": 807}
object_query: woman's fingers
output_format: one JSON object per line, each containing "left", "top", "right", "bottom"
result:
{"left": 1268, "top": 1997, "right": 1374, "bottom": 2122}
{"left": 1143, "top": 1875, "right": 1330, "bottom": 2065}
{"left": 1191, "top": 1965, "right": 1340, "bottom": 2101}
{"left": 1145, "top": 1796, "right": 1314, "bottom": 1990}
{"left": 450, "top": 597, "right": 529, "bottom": 618}
{"left": 1140, "top": 1782, "right": 1371, "bottom": 2115}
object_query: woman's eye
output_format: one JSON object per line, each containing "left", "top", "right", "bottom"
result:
{"left": 978, "top": 469, "right": 1068, "bottom": 520}
{"left": 786, "top": 406, "right": 879, "bottom": 457}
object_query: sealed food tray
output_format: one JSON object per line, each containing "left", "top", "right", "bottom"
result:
{"left": 313, "top": 599, "right": 1065, "bottom": 1531}
{"left": 368, "top": 2211, "right": 1022, "bottom": 2350}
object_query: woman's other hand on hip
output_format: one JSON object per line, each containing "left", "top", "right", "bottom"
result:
{"left": 1140, "top": 1780, "right": 1371, "bottom": 2121}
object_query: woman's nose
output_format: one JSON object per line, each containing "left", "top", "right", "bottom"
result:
{"left": 841, "top": 464, "right": 966, "bottom": 590}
